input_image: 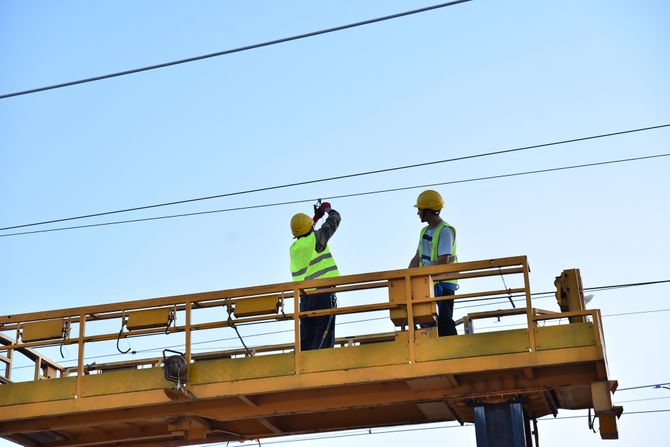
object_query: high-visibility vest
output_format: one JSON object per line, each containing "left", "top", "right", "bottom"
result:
{"left": 290, "top": 232, "right": 340, "bottom": 282}
{"left": 418, "top": 221, "right": 458, "bottom": 285}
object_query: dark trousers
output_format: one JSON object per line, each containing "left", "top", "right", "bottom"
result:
{"left": 422, "top": 283, "right": 457, "bottom": 337}
{"left": 300, "top": 293, "right": 337, "bottom": 351}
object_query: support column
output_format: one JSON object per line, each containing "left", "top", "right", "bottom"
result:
{"left": 474, "top": 402, "right": 531, "bottom": 447}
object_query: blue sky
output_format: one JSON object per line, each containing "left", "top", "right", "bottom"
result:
{"left": 1, "top": 1, "right": 670, "bottom": 446}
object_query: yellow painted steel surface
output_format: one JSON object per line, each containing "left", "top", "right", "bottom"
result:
{"left": 233, "top": 296, "right": 280, "bottom": 317}
{"left": 416, "top": 329, "right": 530, "bottom": 362}
{"left": 536, "top": 322, "right": 596, "bottom": 350}
{"left": 81, "top": 368, "right": 171, "bottom": 397}
{"left": 0, "top": 257, "right": 621, "bottom": 446}
{"left": 125, "top": 308, "right": 172, "bottom": 331}
{"left": 21, "top": 320, "right": 64, "bottom": 343}
{"left": 299, "top": 339, "right": 410, "bottom": 373}
{"left": 191, "top": 354, "right": 295, "bottom": 384}
{"left": 0, "top": 376, "right": 75, "bottom": 406}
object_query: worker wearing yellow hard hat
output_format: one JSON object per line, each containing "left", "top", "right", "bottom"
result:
{"left": 409, "top": 190, "right": 459, "bottom": 337}
{"left": 289, "top": 201, "right": 341, "bottom": 350}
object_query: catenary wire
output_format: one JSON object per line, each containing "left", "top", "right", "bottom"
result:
{"left": 1, "top": 123, "right": 669, "bottom": 232}
{"left": 199, "top": 408, "right": 670, "bottom": 447}
{"left": 2, "top": 152, "right": 668, "bottom": 238}
{"left": 241, "top": 408, "right": 670, "bottom": 446}
{"left": 546, "top": 409, "right": 670, "bottom": 419}
{"left": 457, "top": 279, "right": 670, "bottom": 309}
{"left": 617, "top": 396, "right": 670, "bottom": 404}
{"left": 0, "top": 0, "right": 471, "bottom": 100}
{"left": 619, "top": 382, "right": 670, "bottom": 391}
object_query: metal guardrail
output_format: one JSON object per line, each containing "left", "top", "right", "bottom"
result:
{"left": 0, "top": 256, "right": 598, "bottom": 392}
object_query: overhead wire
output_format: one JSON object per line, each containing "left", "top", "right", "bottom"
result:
{"left": 0, "top": 0, "right": 472, "bottom": 100}
{"left": 617, "top": 396, "right": 670, "bottom": 404}
{"left": 619, "top": 382, "right": 670, "bottom": 392}
{"left": 2, "top": 152, "right": 668, "bottom": 238}
{"left": 548, "top": 408, "right": 670, "bottom": 418}
{"left": 2, "top": 123, "right": 668, "bottom": 232}
{"left": 468, "top": 307, "right": 670, "bottom": 332}
{"left": 204, "top": 408, "right": 670, "bottom": 447}
{"left": 457, "top": 279, "right": 670, "bottom": 310}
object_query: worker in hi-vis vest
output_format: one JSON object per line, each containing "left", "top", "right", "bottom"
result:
{"left": 409, "top": 190, "right": 459, "bottom": 337}
{"left": 289, "top": 202, "right": 341, "bottom": 350}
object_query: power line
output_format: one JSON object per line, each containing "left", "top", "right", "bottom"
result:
{"left": 548, "top": 408, "right": 670, "bottom": 419}
{"left": 471, "top": 307, "right": 670, "bottom": 332}
{"left": 2, "top": 152, "right": 668, "bottom": 238}
{"left": 212, "top": 408, "right": 670, "bottom": 447}
{"left": 619, "top": 382, "right": 670, "bottom": 392}
{"left": 2, "top": 123, "right": 669, "bottom": 232}
{"left": 458, "top": 279, "right": 670, "bottom": 310}
{"left": 0, "top": 0, "right": 471, "bottom": 100}
{"left": 606, "top": 308, "right": 670, "bottom": 318}
{"left": 617, "top": 396, "right": 670, "bottom": 404}
{"left": 238, "top": 424, "right": 468, "bottom": 446}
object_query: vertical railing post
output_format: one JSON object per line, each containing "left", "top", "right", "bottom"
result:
{"left": 522, "top": 259, "right": 536, "bottom": 352}
{"left": 185, "top": 302, "right": 192, "bottom": 366}
{"left": 592, "top": 310, "right": 605, "bottom": 348}
{"left": 75, "top": 313, "right": 86, "bottom": 398}
{"left": 405, "top": 274, "right": 417, "bottom": 364}
{"left": 2, "top": 346, "right": 10, "bottom": 382}
{"left": 293, "top": 288, "right": 301, "bottom": 374}
{"left": 34, "top": 357, "right": 42, "bottom": 381}
{"left": 8, "top": 328, "right": 19, "bottom": 382}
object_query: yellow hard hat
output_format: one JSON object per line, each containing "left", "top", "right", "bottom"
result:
{"left": 290, "top": 213, "right": 313, "bottom": 237}
{"left": 414, "top": 189, "right": 444, "bottom": 211}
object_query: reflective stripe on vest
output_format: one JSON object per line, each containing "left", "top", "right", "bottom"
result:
{"left": 418, "top": 221, "right": 458, "bottom": 285}
{"left": 290, "top": 233, "right": 340, "bottom": 282}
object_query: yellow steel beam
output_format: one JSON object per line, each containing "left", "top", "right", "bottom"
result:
{"left": 431, "top": 265, "right": 525, "bottom": 282}
{"left": 0, "top": 342, "right": 605, "bottom": 427}
{"left": 535, "top": 323, "right": 595, "bottom": 351}
{"left": 48, "top": 423, "right": 177, "bottom": 447}
{"left": 0, "top": 257, "right": 622, "bottom": 444}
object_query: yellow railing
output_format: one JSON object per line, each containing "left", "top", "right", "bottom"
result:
{"left": 0, "top": 255, "right": 599, "bottom": 391}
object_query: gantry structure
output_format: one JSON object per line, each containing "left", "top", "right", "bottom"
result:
{"left": 0, "top": 256, "right": 621, "bottom": 447}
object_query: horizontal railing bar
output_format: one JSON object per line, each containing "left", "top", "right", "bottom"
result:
{"left": 465, "top": 307, "right": 559, "bottom": 321}
{"left": 0, "top": 257, "right": 528, "bottom": 325}
{"left": 305, "top": 268, "right": 523, "bottom": 296}
{"left": 193, "top": 332, "right": 399, "bottom": 359}
{"left": 533, "top": 309, "right": 597, "bottom": 321}
{"left": 412, "top": 288, "right": 528, "bottom": 305}
{"left": 454, "top": 307, "right": 560, "bottom": 327}
{"left": 296, "top": 302, "right": 394, "bottom": 319}
{"left": 296, "top": 256, "right": 528, "bottom": 290}
{"left": 64, "top": 332, "right": 401, "bottom": 375}
{"left": 0, "top": 333, "right": 65, "bottom": 371}
{"left": 465, "top": 308, "right": 530, "bottom": 320}
{"left": 432, "top": 266, "right": 524, "bottom": 282}
{"left": 0, "top": 295, "right": 296, "bottom": 331}
{"left": 302, "top": 281, "right": 389, "bottom": 296}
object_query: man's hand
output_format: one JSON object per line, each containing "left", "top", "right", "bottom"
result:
{"left": 312, "top": 202, "right": 332, "bottom": 223}
{"left": 319, "top": 202, "right": 331, "bottom": 213}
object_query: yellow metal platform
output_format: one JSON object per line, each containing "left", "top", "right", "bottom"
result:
{"left": 0, "top": 257, "right": 621, "bottom": 446}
